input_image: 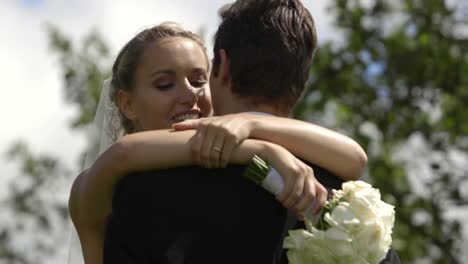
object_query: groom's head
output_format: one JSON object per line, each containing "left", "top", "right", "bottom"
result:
{"left": 210, "top": 0, "right": 317, "bottom": 116}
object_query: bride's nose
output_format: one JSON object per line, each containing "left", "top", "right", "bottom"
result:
{"left": 180, "top": 80, "right": 199, "bottom": 106}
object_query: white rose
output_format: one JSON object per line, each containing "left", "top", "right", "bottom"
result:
{"left": 284, "top": 227, "right": 357, "bottom": 263}
{"left": 353, "top": 221, "right": 387, "bottom": 260}
{"left": 284, "top": 229, "right": 331, "bottom": 263}
{"left": 331, "top": 188, "right": 345, "bottom": 199}
{"left": 330, "top": 202, "right": 361, "bottom": 227}
{"left": 284, "top": 180, "right": 395, "bottom": 264}
{"left": 346, "top": 184, "right": 382, "bottom": 220}
{"left": 342, "top": 180, "right": 372, "bottom": 192}
{"left": 376, "top": 199, "right": 395, "bottom": 229}
{"left": 344, "top": 181, "right": 395, "bottom": 263}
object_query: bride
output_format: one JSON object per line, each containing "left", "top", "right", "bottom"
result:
{"left": 69, "top": 21, "right": 366, "bottom": 264}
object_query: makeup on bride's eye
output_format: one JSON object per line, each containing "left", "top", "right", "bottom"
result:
{"left": 151, "top": 70, "right": 176, "bottom": 90}
{"left": 190, "top": 80, "right": 207, "bottom": 88}
{"left": 156, "top": 83, "right": 174, "bottom": 90}
{"left": 152, "top": 79, "right": 174, "bottom": 91}
{"left": 188, "top": 71, "right": 207, "bottom": 88}
{"left": 152, "top": 75, "right": 174, "bottom": 91}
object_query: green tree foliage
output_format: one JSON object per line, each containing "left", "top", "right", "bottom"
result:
{"left": 294, "top": 0, "right": 467, "bottom": 262}
{"left": 47, "top": 24, "right": 112, "bottom": 128}
{"left": 47, "top": 25, "right": 112, "bottom": 166}
{"left": 1, "top": 142, "right": 70, "bottom": 264}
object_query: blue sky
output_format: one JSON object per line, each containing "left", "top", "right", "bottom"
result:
{"left": 23, "top": 0, "right": 42, "bottom": 7}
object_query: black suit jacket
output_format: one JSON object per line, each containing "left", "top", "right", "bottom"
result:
{"left": 104, "top": 165, "right": 289, "bottom": 264}
{"left": 103, "top": 164, "right": 399, "bottom": 264}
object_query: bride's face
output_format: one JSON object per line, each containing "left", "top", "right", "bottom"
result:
{"left": 126, "top": 37, "right": 213, "bottom": 131}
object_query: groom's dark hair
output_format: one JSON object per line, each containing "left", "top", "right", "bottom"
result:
{"left": 212, "top": 0, "right": 317, "bottom": 111}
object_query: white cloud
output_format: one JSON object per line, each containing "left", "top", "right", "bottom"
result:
{"left": 1, "top": 1, "right": 83, "bottom": 172}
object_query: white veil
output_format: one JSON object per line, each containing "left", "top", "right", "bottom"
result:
{"left": 67, "top": 77, "right": 124, "bottom": 264}
{"left": 84, "top": 77, "right": 123, "bottom": 169}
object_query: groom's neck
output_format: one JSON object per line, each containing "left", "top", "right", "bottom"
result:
{"left": 216, "top": 98, "right": 289, "bottom": 117}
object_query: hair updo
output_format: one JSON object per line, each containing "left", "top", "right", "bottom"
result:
{"left": 109, "top": 22, "right": 209, "bottom": 134}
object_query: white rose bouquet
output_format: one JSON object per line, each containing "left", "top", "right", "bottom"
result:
{"left": 244, "top": 155, "right": 395, "bottom": 264}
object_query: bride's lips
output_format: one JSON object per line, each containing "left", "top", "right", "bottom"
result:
{"left": 171, "top": 109, "right": 202, "bottom": 123}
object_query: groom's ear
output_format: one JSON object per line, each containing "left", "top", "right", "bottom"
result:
{"left": 118, "top": 90, "right": 138, "bottom": 121}
{"left": 218, "top": 49, "right": 232, "bottom": 88}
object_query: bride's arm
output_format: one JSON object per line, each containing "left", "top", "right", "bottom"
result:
{"left": 70, "top": 129, "right": 323, "bottom": 263}
{"left": 173, "top": 113, "right": 367, "bottom": 180}
{"left": 247, "top": 115, "right": 367, "bottom": 179}
{"left": 72, "top": 130, "right": 268, "bottom": 226}
{"left": 69, "top": 175, "right": 104, "bottom": 264}
{"left": 69, "top": 130, "right": 242, "bottom": 264}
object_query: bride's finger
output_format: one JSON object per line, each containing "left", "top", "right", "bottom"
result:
{"left": 220, "top": 134, "right": 237, "bottom": 168}
{"left": 190, "top": 128, "right": 204, "bottom": 165}
{"left": 294, "top": 177, "right": 315, "bottom": 213}
{"left": 312, "top": 183, "right": 327, "bottom": 215}
{"left": 277, "top": 173, "right": 296, "bottom": 206}
{"left": 210, "top": 133, "right": 224, "bottom": 168}
{"left": 200, "top": 125, "right": 217, "bottom": 168}
{"left": 283, "top": 174, "right": 304, "bottom": 209}
{"left": 172, "top": 118, "right": 201, "bottom": 130}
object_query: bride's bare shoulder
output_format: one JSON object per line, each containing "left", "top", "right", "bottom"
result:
{"left": 68, "top": 170, "right": 89, "bottom": 226}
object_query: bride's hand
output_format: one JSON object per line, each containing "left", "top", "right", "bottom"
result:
{"left": 172, "top": 114, "right": 253, "bottom": 168}
{"left": 261, "top": 143, "right": 328, "bottom": 218}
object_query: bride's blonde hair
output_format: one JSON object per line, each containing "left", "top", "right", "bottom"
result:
{"left": 109, "top": 22, "right": 209, "bottom": 135}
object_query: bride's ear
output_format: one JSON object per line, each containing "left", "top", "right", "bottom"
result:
{"left": 118, "top": 90, "right": 138, "bottom": 121}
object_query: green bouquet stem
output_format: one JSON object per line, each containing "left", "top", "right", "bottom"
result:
{"left": 243, "top": 155, "right": 271, "bottom": 185}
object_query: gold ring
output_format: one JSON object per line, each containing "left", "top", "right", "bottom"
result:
{"left": 213, "top": 146, "right": 223, "bottom": 152}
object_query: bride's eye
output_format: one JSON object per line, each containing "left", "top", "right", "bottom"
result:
{"left": 190, "top": 80, "right": 207, "bottom": 88}
{"left": 154, "top": 81, "right": 174, "bottom": 91}
{"left": 157, "top": 83, "right": 173, "bottom": 90}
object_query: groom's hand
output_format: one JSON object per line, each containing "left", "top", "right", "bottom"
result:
{"left": 173, "top": 114, "right": 253, "bottom": 168}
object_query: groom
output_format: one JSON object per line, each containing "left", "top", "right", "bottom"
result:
{"left": 104, "top": 0, "right": 398, "bottom": 263}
